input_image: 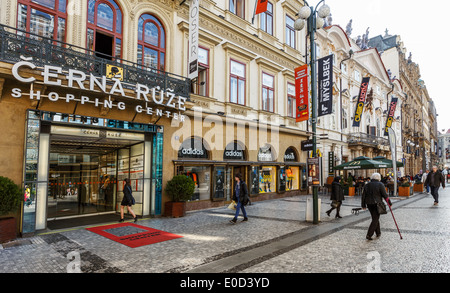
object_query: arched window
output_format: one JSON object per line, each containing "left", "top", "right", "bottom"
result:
{"left": 87, "top": 0, "right": 123, "bottom": 60}
{"left": 137, "top": 14, "right": 166, "bottom": 71}
{"left": 17, "top": 0, "right": 67, "bottom": 42}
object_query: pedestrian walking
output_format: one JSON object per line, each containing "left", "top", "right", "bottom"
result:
{"left": 424, "top": 166, "right": 445, "bottom": 206}
{"left": 119, "top": 178, "right": 138, "bottom": 223}
{"left": 326, "top": 176, "right": 344, "bottom": 218}
{"left": 229, "top": 173, "right": 249, "bottom": 224}
{"left": 361, "top": 173, "right": 392, "bottom": 241}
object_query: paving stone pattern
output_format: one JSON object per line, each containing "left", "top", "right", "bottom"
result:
{"left": 1, "top": 189, "right": 449, "bottom": 273}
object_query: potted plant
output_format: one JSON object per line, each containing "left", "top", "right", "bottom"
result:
{"left": 413, "top": 178, "right": 424, "bottom": 193}
{"left": 346, "top": 176, "right": 355, "bottom": 196}
{"left": 164, "top": 175, "right": 195, "bottom": 218}
{"left": 340, "top": 178, "right": 349, "bottom": 195}
{"left": 0, "top": 176, "right": 22, "bottom": 243}
{"left": 399, "top": 181, "right": 410, "bottom": 197}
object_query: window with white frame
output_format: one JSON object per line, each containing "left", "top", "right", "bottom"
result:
{"left": 230, "top": 59, "right": 246, "bottom": 105}
{"left": 287, "top": 83, "right": 296, "bottom": 118}
{"left": 262, "top": 73, "right": 275, "bottom": 112}
{"left": 260, "top": 2, "right": 273, "bottom": 35}
{"left": 285, "top": 15, "right": 296, "bottom": 48}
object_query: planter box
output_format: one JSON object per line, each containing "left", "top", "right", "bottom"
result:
{"left": 348, "top": 187, "right": 355, "bottom": 197}
{"left": 164, "top": 201, "right": 186, "bottom": 218}
{"left": 399, "top": 186, "right": 410, "bottom": 197}
{"left": 0, "top": 217, "right": 17, "bottom": 244}
{"left": 413, "top": 183, "right": 424, "bottom": 193}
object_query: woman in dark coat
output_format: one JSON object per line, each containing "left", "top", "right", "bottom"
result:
{"left": 362, "top": 173, "right": 392, "bottom": 240}
{"left": 326, "top": 176, "right": 344, "bottom": 218}
{"left": 119, "top": 178, "right": 137, "bottom": 223}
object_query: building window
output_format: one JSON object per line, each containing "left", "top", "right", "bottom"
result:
{"left": 342, "top": 109, "right": 348, "bottom": 129}
{"left": 191, "top": 47, "right": 209, "bottom": 97}
{"left": 287, "top": 83, "right": 296, "bottom": 118}
{"left": 260, "top": 2, "right": 273, "bottom": 35}
{"left": 17, "top": 0, "right": 67, "bottom": 43}
{"left": 230, "top": 0, "right": 245, "bottom": 19}
{"left": 354, "top": 70, "right": 361, "bottom": 82}
{"left": 137, "top": 14, "right": 166, "bottom": 71}
{"left": 341, "top": 62, "right": 347, "bottom": 75}
{"left": 87, "top": 0, "right": 123, "bottom": 60}
{"left": 230, "top": 59, "right": 246, "bottom": 105}
{"left": 285, "top": 15, "right": 296, "bottom": 48}
{"left": 262, "top": 73, "right": 274, "bottom": 112}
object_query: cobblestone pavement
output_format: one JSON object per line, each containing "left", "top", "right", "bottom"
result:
{"left": 1, "top": 188, "right": 449, "bottom": 273}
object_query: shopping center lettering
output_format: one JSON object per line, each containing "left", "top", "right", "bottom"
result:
{"left": 10, "top": 60, "right": 187, "bottom": 122}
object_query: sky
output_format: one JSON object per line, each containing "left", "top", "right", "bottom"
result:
{"left": 322, "top": 0, "right": 450, "bottom": 132}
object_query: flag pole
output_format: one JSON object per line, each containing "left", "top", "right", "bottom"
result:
{"left": 252, "top": 0, "right": 258, "bottom": 25}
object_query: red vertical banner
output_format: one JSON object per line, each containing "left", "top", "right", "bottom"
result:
{"left": 295, "top": 65, "right": 309, "bottom": 122}
{"left": 255, "top": 0, "right": 269, "bottom": 15}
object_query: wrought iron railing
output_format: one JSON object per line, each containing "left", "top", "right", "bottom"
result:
{"left": 0, "top": 23, "right": 190, "bottom": 98}
{"left": 348, "top": 132, "right": 389, "bottom": 147}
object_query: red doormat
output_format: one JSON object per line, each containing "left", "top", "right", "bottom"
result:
{"left": 86, "top": 222, "right": 183, "bottom": 248}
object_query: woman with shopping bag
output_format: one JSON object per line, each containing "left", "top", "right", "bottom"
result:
{"left": 229, "top": 173, "right": 249, "bottom": 224}
{"left": 326, "top": 176, "right": 344, "bottom": 218}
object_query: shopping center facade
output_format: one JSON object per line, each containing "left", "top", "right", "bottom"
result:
{"left": 0, "top": 0, "right": 317, "bottom": 235}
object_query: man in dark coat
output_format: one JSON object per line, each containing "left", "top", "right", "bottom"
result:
{"left": 362, "top": 173, "right": 392, "bottom": 240}
{"left": 424, "top": 166, "right": 445, "bottom": 206}
{"left": 326, "top": 176, "right": 344, "bottom": 218}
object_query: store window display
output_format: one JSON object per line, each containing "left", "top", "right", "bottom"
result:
{"left": 259, "top": 166, "right": 276, "bottom": 194}
{"left": 176, "top": 166, "right": 210, "bottom": 201}
{"left": 285, "top": 166, "right": 300, "bottom": 191}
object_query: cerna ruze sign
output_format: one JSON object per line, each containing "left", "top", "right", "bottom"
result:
{"left": 10, "top": 60, "right": 188, "bottom": 122}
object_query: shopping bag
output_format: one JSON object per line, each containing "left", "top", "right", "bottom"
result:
{"left": 227, "top": 201, "right": 237, "bottom": 210}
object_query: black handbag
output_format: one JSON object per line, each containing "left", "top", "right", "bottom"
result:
{"left": 376, "top": 201, "right": 387, "bottom": 215}
{"left": 331, "top": 200, "right": 339, "bottom": 209}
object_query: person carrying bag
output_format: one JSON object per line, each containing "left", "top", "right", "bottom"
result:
{"left": 229, "top": 174, "right": 249, "bottom": 224}
{"left": 361, "top": 173, "right": 392, "bottom": 240}
{"left": 326, "top": 176, "right": 344, "bottom": 219}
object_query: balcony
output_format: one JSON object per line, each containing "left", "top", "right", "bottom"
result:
{"left": 348, "top": 132, "right": 389, "bottom": 148}
{"left": 0, "top": 23, "right": 190, "bottom": 98}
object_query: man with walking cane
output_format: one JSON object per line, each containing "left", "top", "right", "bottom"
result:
{"left": 361, "top": 173, "right": 393, "bottom": 241}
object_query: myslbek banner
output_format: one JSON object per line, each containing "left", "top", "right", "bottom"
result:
{"left": 352, "top": 77, "right": 370, "bottom": 127}
{"left": 188, "top": 0, "right": 199, "bottom": 80}
{"left": 384, "top": 97, "right": 398, "bottom": 136}
{"left": 318, "top": 54, "right": 333, "bottom": 117}
{"left": 295, "top": 64, "right": 309, "bottom": 122}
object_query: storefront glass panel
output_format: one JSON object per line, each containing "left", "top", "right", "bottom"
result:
{"left": 286, "top": 166, "right": 300, "bottom": 191}
{"left": 176, "top": 166, "right": 211, "bottom": 201}
{"left": 259, "top": 166, "right": 276, "bottom": 194}
{"left": 22, "top": 110, "right": 160, "bottom": 233}
{"left": 249, "top": 166, "right": 260, "bottom": 195}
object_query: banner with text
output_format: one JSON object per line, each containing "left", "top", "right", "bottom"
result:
{"left": 188, "top": 0, "right": 199, "bottom": 80}
{"left": 384, "top": 97, "right": 398, "bottom": 136}
{"left": 352, "top": 77, "right": 371, "bottom": 127}
{"left": 295, "top": 65, "right": 309, "bottom": 122}
{"left": 318, "top": 54, "right": 333, "bottom": 117}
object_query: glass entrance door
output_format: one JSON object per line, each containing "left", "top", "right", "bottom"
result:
{"left": 48, "top": 152, "right": 115, "bottom": 218}
{"left": 47, "top": 129, "right": 145, "bottom": 219}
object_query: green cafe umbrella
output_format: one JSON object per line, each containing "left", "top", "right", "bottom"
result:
{"left": 334, "top": 156, "right": 390, "bottom": 170}
{"left": 372, "top": 156, "right": 404, "bottom": 168}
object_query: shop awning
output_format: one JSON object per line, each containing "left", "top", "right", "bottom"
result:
{"left": 334, "top": 156, "right": 389, "bottom": 170}
{"left": 372, "top": 156, "right": 404, "bottom": 168}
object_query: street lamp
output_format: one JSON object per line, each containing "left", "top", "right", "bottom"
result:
{"left": 295, "top": 0, "right": 331, "bottom": 224}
